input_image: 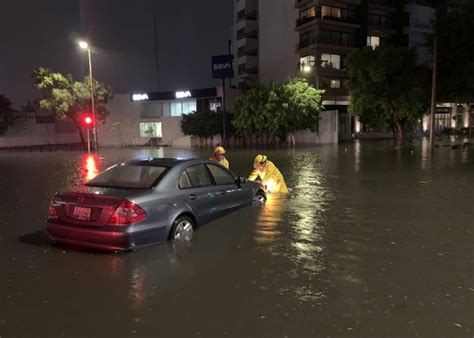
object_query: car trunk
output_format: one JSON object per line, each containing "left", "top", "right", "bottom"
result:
{"left": 52, "top": 187, "right": 147, "bottom": 227}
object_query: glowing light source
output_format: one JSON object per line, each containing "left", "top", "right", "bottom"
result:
{"left": 85, "top": 116, "right": 92, "bottom": 125}
{"left": 175, "top": 90, "right": 192, "bottom": 99}
{"left": 354, "top": 117, "right": 362, "bottom": 134}
{"left": 78, "top": 41, "right": 89, "bottom": 50}
{"left": 132, "top": 93, "right": 149, "bottom": 101}
{"left": 303, "top": 65, "right": 312, "bottom": 73}
{"left": 265, "top": 179, "right": 277, "bottom": 193}
{"left": 422, "top": 115, "right": 429, "bottom": 132}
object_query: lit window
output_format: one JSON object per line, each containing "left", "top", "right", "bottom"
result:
{"left": 367, "top": 36, "right": 380, "bottom": 49}
{"left": 182, "top": 100, "right": 197, "bottom": 115}
{"left": 139, "top": 122, "right": 162, "bottom": 138}
{"left": 330, "top": 79, "right": 341, "bottom": 89}
{"left": 321, "top": 54, "right": 341, "bottom": 69}
{"left": 299, "top": 55, "right": 316, "bottom": 70}
{"left": 300, "top": 6, "right": 316, "bottom": 19}
{"left": 322, "top": 6, "right": 341, "bottom": 18}
{"left": 210, "top": 101, "right": 222, "bottom": 112}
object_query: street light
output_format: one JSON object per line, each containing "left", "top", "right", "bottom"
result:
{"left": 78, "top": 40, "right": 98, "bottom": 151}
{"left": 303, "top": 64, "right": 312, "bottom": 73}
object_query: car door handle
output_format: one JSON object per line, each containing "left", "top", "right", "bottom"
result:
{"left": 189, "top": 194, "right": 197, "bottom": 200}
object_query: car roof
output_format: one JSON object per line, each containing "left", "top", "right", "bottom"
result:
{"left": 128, "top": 157, "right": 202, "bottom": 167}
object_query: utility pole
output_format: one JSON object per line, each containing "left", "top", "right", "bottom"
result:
{"left": 429, "top": 27, "right": 438, "bottom": 149}
{"left": 153, "top": 9, "right": 160, "bottom": 91}
{"left": 222, "top": 40, "right": 232, "bottom": 146}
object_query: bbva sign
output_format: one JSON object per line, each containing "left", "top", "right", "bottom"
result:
{"left": 212, "top": 54, "right": 234, "bottom": 79}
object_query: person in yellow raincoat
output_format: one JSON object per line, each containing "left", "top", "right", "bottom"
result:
{"left": 248, "top": 154, "right": 288, "bottom": 193}
{"left": 209, "top": 146, "right": 229, "bottom": 169}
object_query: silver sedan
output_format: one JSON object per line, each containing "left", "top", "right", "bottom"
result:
{"left": 46, "top": 158, "right": 266, "bottom": 251}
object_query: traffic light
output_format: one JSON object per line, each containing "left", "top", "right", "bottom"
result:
{"left": 82, "top": 113, "right": 94, "bottom": 128}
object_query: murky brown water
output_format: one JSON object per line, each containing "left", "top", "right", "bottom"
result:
{"left": 0, "top": 140, "right": 473, "bottom": 337}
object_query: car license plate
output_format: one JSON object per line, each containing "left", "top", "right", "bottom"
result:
{"left": 73, "top": 206, "right": 91, "bottom": 221}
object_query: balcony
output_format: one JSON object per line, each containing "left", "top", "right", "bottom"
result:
{"left": 246, "top": 66, "right": 258, "bottom": 74}
{"left": 369, "top": 0, "right": 398, "bottom": 10}
{"left": 295, "top": 0, "right": 314, "bottom": 8}
{"left": 321, "top": 14, "right": 358, "bottom": 25}
{"left": 245, "top": 10, "right": 258, "bottom": 20}
{"left": 245, "top": 28, "right": 258, "bottom": 39}
{"left": 296, "top": 15, "right": 317, "bottom": 27}
{"left": 245, "top": 47, "right": 258, "bottom": 56}
{"left": 297, "top": 38, "right": 318, "bottom": 50}
{"left": 296, "top": 11, "right": 359, "bottom": 31}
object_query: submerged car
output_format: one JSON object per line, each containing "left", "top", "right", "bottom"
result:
{"left": 47, "top": 158, "right": 266, "bottom": 251}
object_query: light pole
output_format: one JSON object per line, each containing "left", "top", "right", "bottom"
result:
{"left": 78, "top": 40, "right": 98, "bottom": 151}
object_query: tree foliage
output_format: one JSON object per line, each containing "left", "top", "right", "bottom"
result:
{"left": 32, "top": 67, "right": 113, "bottom": 144}
{"left": 346, "top": 46, "right": 430, "bottom": 144}
{"left": 181, "top": 110, "right": 235, "bottom": 143}
{"left": 0, "top": 95, "right": 15, "bottom": 136}
{"left": 434, "top": 1, "right": 474, "bottom": 102}
{"left": 232, "top": 78, "right": 324, "bottom": 142}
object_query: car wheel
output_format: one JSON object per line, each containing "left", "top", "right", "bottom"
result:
{"left": 252, "top": 191, "right": 267, "bottom": 206}
{"left": 170, "top": 216, "right": 194, "bottom": 242}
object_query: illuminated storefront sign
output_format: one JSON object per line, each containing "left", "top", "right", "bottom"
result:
{"left": 132, "top": 93, "right": 149, "bottom": 101}
{"left": 175, "top": 90, "right": 192, "bottom": 99}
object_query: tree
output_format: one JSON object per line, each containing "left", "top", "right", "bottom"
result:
{"left": 0, "top": 95, "right": 15, "bottom": 136}
{"left": 432, "top": 1, "right": 474, "bottom": 102}
{"left": 32, "top": 67, "right": 113, "bottom": 145}
{"left": 346, "top": 47, "right": 430, "bottom": 144}
{"left": 232, "top": 78, "right": 324, "bottom": 144}
{"left": 181, "top": 110, "right": 221, "bottom": 144}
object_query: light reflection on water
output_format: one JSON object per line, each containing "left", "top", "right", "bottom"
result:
{"left": 253, "top": 154, "right": 331, "bottom": 302}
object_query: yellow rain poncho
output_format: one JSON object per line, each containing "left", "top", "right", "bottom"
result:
{"left": 209, "top": 146, "right": 229, "bottom": 169}
{"left": 248, "top": 155, "right": 288, "bottom": 193}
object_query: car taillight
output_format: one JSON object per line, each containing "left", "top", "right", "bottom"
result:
{"left": 108, "top": 200, "right": 146, "bottom": 225}
{"left": 48, "top": 200, "right": 58, "bottom": 219}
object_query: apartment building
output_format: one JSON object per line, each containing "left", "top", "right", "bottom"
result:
{"left": 233, "top": 0, "right": 471, "bottom": 138}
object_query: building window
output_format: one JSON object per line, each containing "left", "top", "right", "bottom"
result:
{"left": 169, "top": 99, "right": 197, "bottom": 117}
{"left": 330, "top": 79, "right": 341, "bottom": 89}
{"left": 320, "top": 6, "right": 357, "bottom": 23}
{"left": 139, "top": 122, "right": 162, "bottom": 138}
{"left": 237, "top": 9, "right": 245, "bottom": 22}
{"left": 299, "top": 30, "right": 317, "bottom": 48}
{"left": 320, "top": 30, "right": 355, "bottom": 47}
{"left": 367, "top": 35, "right": 380, "bottom": 49}
{"left": 321, "top": 77, "right": 344, "bottom": 89}
{"left": 299, "top": 55, "right": 316, "bottom": 70}
{"left": 140, "top": 102, "right": 163, "bottom": 118}
{"left": 237, "top": 28, "right": 245, "bottom": 40}
{"left": 299, "top": 6, "right": 316, "bottom": 19}
{"left": 369, "top": 13, "right": 392, "bottom": 29}
{"left": 238, "top": 46, "right": 246, "bottom": 58}
{"left": 321, "top": 5, "right": 341, "bottom": 18}
{"left": 209, "top": 99, "right": 222, "bottom": 112}
{"left": 238, "top": 63, "right": 246, "bottom": 75}
{"left": 321, "top": 54, "right": 341, "bottom": 69}
{"left": 297, "top": 6, "right": 317, "bottom": 26}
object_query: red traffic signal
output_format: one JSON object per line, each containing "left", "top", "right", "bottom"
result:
{"left": 81, "top": 113, "right": 94, "bottom": 128}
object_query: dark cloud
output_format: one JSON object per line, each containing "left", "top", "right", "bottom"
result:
{"left": 0, "top": 0, "right": 233, "bottom": 107}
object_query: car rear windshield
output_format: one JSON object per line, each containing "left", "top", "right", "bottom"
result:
{"left": 86, "top": 163, "right": 168, "bottom": 189}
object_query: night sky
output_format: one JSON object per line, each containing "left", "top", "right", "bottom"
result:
{"left": 0, "top": 0, "right": 233, "bottom": 108}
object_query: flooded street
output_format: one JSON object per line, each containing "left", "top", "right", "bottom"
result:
{"left": 0, "top": 141, "right": 473, "bottom": 337}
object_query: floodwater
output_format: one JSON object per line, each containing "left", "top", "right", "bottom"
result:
{"left": 0, "top": 140, "right": 473, "bottom": 338}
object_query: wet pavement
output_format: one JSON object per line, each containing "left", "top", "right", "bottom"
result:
{"left": 0, "top": 140, "right": 473, "bottom": 337}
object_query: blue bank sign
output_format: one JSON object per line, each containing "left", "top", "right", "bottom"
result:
{"left": 212, "top": 54, "right": 234, "bottom": 79}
